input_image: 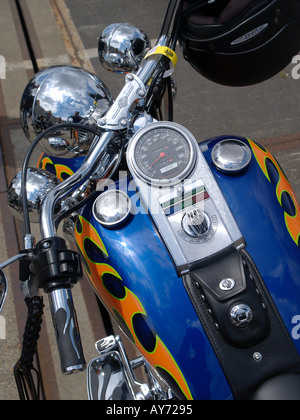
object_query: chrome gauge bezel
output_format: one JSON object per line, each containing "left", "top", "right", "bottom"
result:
{"left": 127, "top": 121, "right": 197, "bottom": 187}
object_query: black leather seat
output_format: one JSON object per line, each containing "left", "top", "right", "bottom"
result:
{"left": 253, "top": 374, "right": 300, "bottom": 400}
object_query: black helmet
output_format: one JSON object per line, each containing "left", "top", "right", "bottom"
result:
{"left": 179, "top": 0, "right": 300, "bottom": 86}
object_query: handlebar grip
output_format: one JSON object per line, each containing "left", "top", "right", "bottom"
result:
{"left": 49, "top": 288, "right": 86, "bottom": 374}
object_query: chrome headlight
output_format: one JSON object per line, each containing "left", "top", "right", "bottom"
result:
{"left": 20, "top": 66, "right": 113, "bottom": 158}
{"left": 98, "top": 23, "right": 151, "bottom": 73}
{"left": 8, "top": 168, "right": 60, "bottom": 223}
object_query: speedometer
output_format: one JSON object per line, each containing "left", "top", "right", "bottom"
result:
{"left": 127, "top": 122, "right": 197, "bottom": 186}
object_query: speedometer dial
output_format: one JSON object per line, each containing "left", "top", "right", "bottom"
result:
{"left": 128, "top": 122, "right": 197, "bottom": 186}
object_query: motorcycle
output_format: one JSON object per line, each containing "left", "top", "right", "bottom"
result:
{"left": 1, "top": 0, "right": 300, "bottom": 401}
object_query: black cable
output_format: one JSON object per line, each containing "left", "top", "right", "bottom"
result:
{"left": 21, "top": 123, "right": 103, "bottom": 238}
{"left": 171, "top": 0, "right": 183, "bottom": 51}
{"left": 159, "top": 0, "right": 183, "bottom": 42}
{"left": 144, "top": 59, "right": 172, "bottom": 115}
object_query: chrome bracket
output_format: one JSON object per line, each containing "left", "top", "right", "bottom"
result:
{"left": 98, "top": 73, "right": 146, "bottom": 131}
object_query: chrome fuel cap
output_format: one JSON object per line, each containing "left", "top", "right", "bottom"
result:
{"left": 93, "top": 190, "right": 132, "bottom": 228}
{"left": 212, "top": 139, "right": 252, "bottom": 174}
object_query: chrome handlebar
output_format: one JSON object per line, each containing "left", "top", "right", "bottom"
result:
{"left": 39, "top": 34, "right": 177, "bottom": 375}
{"left": 41, "top": 25, "right": 176, "bottom": 234}
{"left": 40, "top": 129, "right": 117, "bottom": 374}
{"left": 40, "top": 130, "right": 115, "bottom": 239}
{"left": 40, "top": 43, "right": 166, "bottom": 238}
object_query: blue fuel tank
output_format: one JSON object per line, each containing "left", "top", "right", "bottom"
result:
{"left": 41, "top": 135, "right": 300, "bottom": 400}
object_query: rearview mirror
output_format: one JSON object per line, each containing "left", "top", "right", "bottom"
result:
{"left": 0, "top": 269, "right": 8, "bottom": 313}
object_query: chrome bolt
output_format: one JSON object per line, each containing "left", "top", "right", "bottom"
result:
{"left": 120, "top": 118, "right": 128, "bottom": 127}
{"left": 98, "top": 118, "right": 107, "bottom": 127}
{"left": 138, "top": 89, "right": 145, "bottom": 98}
{"left": 126, "top": 73, "right": 134, "bottom": 81}
{"left": 219, "top": 278, "right": 236, "bottom": 291}
{"left": 253, "top": 352, "right": 263, "bottom": 362}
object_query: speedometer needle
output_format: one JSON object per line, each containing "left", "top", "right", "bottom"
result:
{"left": 149, "top": 152, "right": 166, "bottom": 168}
